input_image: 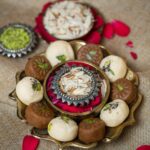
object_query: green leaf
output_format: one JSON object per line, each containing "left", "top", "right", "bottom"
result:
{"left": 83, "top": 118, "right": 96, "bottom": 124}
{"left": 104, "top": 60, "right": 111, "bottom": 67}
{"left": 103, "top": 104, "right": 110, "bottom": 111}
{"left": 32, "top": 81, "right": 41, "bottom": 91}
{"left": 117, "top": 84, "right": 124, "bottom": 91}
{"left": 48, "top": 123, "right": 52, "bottom": 131}
{"left": 89, "top": 50, "right": 97, "bottom": 55}
{"left": 56, "top": 55, "right": 66, "bottom": 63}
{"left": 86, "top": 54, "right": 92, "bottom": 60}
{"left": 109, "top": 69, "right": 115, "bottom": 76}
{"left": 37, "top": 61, "right": 49, "bottom": 70}
{"left": 61, "top": 116, "right": 70, "bottom": 123}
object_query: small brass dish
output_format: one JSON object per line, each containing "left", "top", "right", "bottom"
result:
{"left": 44, "top": 60, "right": 110, "bottom": 118}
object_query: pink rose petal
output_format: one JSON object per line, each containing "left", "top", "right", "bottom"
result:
{"left": 103, "top": 23, "right": 115, "bottom": 39}
{"left": 136, "top": 145, "right": 150, "bottom": 150}
{"left": 126, "top": 40, "right": 134, "bottom": 48}
{"left": 22, "top": 135, "right": 40, "bottom": 150}
{"left": 82, "top": 31, "right": 102, "bottom": 44}
{"left": 112, "top": 20, "right": 130, "bottom": 37}
{"left": 130, "top": 51, "right": 138, "bottom": 60}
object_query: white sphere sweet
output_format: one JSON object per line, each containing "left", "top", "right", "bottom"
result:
{"left": 100, "top": 55, "right": 127, "bottom": 82}
{"left": 46, "top": 40, "right": 75, "bottom": 66}
{"left": 48, "top": 116, "right": 78, "bottom": 142}
{"left": 100, "top": 99, "right": 129, "bottom": 127}
{"left": 16, "top": 77, "right": 43, "bottom": 105}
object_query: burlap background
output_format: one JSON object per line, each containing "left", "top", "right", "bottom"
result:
{"left": 0, "top": 0, "right": 150, "bottom": 150}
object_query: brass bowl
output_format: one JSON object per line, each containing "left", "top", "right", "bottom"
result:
{"left": 9, "top": 40, "right": 142, "bottom": 150}
{"left": 43, "top": 60, "right": 110, "bottom": 118}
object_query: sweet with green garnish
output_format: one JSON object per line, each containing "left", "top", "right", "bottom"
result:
{"left": 25, "top": 55, "right": 51, "bottom": 81}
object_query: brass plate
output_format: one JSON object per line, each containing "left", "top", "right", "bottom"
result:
{"left": 9, "top": 40, "right": 142, "bottom": 150}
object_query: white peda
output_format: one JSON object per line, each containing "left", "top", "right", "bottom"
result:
{"left": 16, "top": 77, "right": 43, "bottom": 105}
{"left": 46, "top": 40, "right": 75, "bottom": 66}
{"left": 100, "top": 55, "right": 127, "bottom": 82}
{"left": 100, "top": 99, "right": 129, "bottom": 127}
{"left": 48, "top": 116, "right": 78, "bottom": 142}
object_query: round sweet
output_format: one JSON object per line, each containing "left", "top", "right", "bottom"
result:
{"left": 46, "top": 41, "right": 75, "bottom": 66}
{"left": 43, "top": 1, "right": 94, "bottom": 40}
{"left": 16, "top": 77, "right": 43, "bottom": 105}
{"left": 48, "top": 116, "right": 78, "bottom": 142}
{"left": 78, "top": 118, "right": 105, "bottom": 144}
{"left": 100, "top": 55, "right": 127, "bottom": 82}
{"left": 100, "top": 99, "right": 129, "bottom": 127}
{"left": 25, "top": 55, "right": 51, "bottom": 81}
{"left": 25, "top": 101, "right": 54, "bottom": 129}
{"left": 77, "top": 44, "right": 103, "bottom": 65}
{"left": 111, "top": 78, "right": 137, "bottom": 104}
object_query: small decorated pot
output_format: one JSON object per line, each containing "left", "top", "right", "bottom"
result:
{"left": 44, "top": 60, "right": 110, "bottom": 118}
{"left": 0, "top": 23, "right": 38, "bottom": 58}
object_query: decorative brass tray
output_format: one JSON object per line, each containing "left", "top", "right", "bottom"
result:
{"left": 9, "top": 40, "right": 142, "bottom": 150}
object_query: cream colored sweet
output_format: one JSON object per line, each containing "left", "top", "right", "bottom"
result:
{"left": 100, "top": 55, "right": 127, "bottom": 82}
{"left": 48, "top": 116, "right": 78, "bottom": 142}
{"left": 16, "top": 77, "right": 43, "bottom": 105}
{"left": 43, "top": 0, "right": 94, "bottom": 40}
{"left": 100, "top": 99, "right": 129, "bottom": 127}
{"left": 46, "top": 41, "right": 75, "bottom": 66}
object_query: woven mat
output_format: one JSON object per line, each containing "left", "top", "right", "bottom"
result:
{"left": 0, "top": 0, "right": 150, "bottom": 150}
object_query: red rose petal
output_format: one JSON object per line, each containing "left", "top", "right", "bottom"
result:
{"left": 130, "top": 51, "right": 138, "bottom": 60}
{"left": 82, "top": 31, "right": 102, "bottom": 44}
{"left": 112, "top": 20, "right": 130, "bottom": 37}
{"left": 103, "top": 23, "right": 115, "bottom": 39}
{"left": 90, "top": 8, "right": 97, "bottom": 18}
{"left": 42, "top": 2, "right": 52, "bottom": 13}
{"left": 126, "top": 40, "right": 134, "bottom": 48}
{"left": 93, "top": 15, "right": 104, "bottom": 29}
{"left": 136, "top": 145, "right": 150, "bottom": 150}
{"left": 22, "top": 135, "right": 39, "bottom": 150}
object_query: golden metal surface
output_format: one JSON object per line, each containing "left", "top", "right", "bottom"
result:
{"left": 8, "top": 40, "right": 142, "bottom": 150}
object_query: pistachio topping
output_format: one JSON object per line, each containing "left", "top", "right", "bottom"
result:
{"left": 32, "top": 80, "right": 41, "bottom": 91}
{"left": 56, "top": 55, "right": 66, "bottom": 63}
{"left": 0, "top": 27, "right": 30, "bottom": 50}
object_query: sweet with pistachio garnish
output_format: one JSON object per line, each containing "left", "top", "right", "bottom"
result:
{"left": 25, "top": 55, "right": 51, "bottom": 81}
{"left": 111, "top": 78, "right": 137, "bottom": 104}
{"left": 79, "top": 118, "right": 105, "bottom": 144}
{"left": 25, "top": 101, "right": 54, "bottom": 129}
{"left": 0, "top": 27, "right": 30, "bottom": 50}
{"left": 100, "top": 99, "right": 129, "bottom": 127}
{"left": 77, "top": 44, "right": 103, "bottom": 65}
{"left": 46, "top": 41, "right": 74, "bottom": 66}
{"left": 48, "top": 116, "right": 78, "bottom": 142}
{"left": 16, "top": 77, "right": 43, "bottom": 105}
{"left": 100, "top": 55, "right": 127, "bottom": 82}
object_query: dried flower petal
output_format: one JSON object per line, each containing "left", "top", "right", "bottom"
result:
{"left": 136, "top": 145, "right": 150, "bottom": 150}
{"left": 22, "top": 135, "right": 39, "bottom": 150}
{"left": 103, "top": 23, "right": 114, "bottom": 39}
{"left": 126, "top": 40, "right": 134, "bottom": 48}
{"left": 130, "top": 51, "right": 138, "bottom": 60}
{"left": 82, "top": 31, "right": 102, "bottom": 44}
{"left": 93, "top": 15, "right": 104, "bottom": 29}
{"left": 112, "top": 20, "right": 130, "bottom": 37}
